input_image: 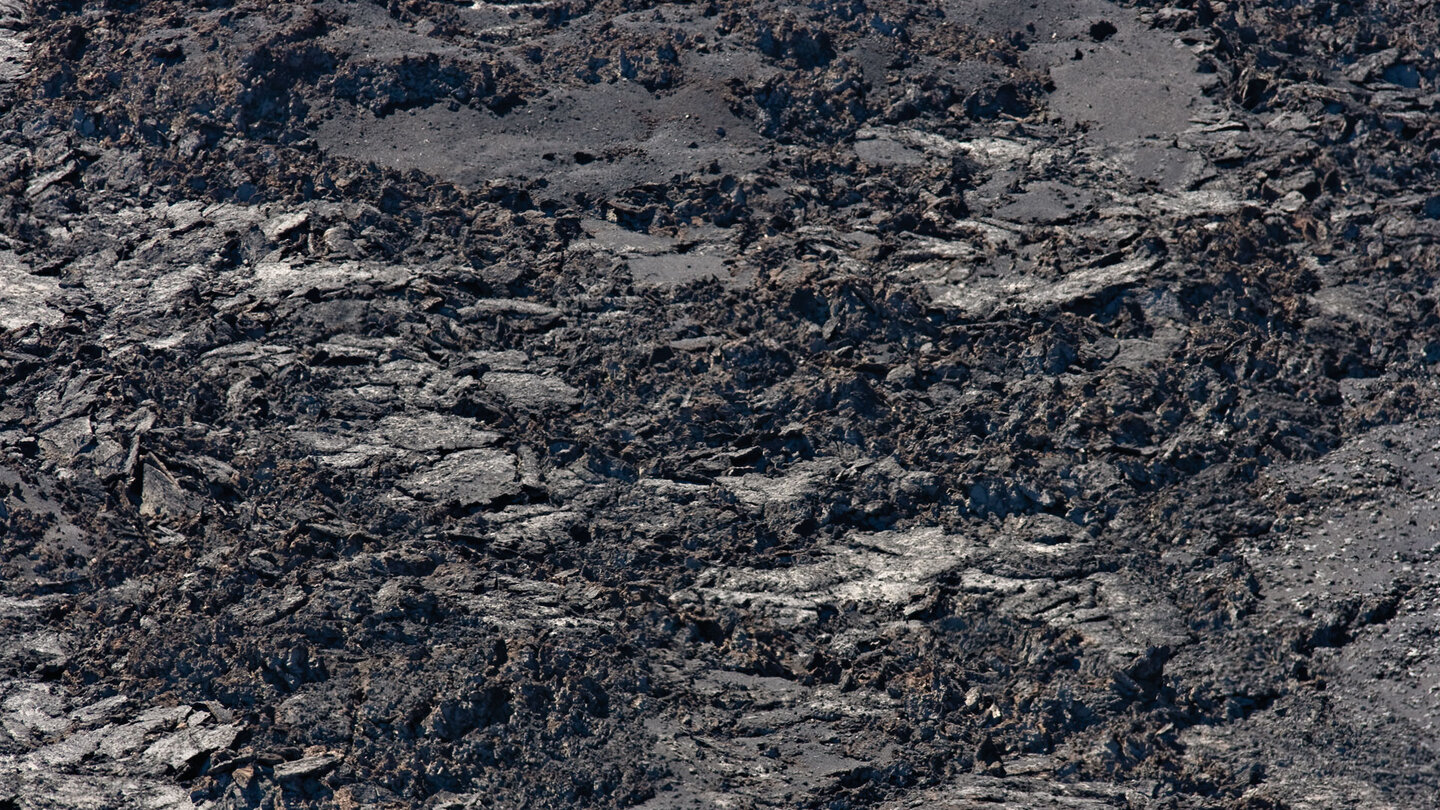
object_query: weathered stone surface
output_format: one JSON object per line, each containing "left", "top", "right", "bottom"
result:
{"left": 481, "top": 372, "right": 581, "bottom": 412}
{"left": 0, "top": 252, "right": 60, "bottom": 333}
{"left": 399, "top": 448, "right": 520, "bottom": 506}
{"left": 272, "top": 752, "right": 341, "bottom": 781}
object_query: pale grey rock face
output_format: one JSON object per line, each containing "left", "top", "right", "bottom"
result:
{"left": 399, "top": 447, "right": 520, "bottom": 507}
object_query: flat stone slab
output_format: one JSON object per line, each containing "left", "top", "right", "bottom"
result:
{"left": 399, "top": 448, "right": 520, "bottom": 507}
{"left": 0, "top": 252, "right": 61, "bottom": 332}
{"left": 482, "top": 372, "right": 580, "bottom": 412}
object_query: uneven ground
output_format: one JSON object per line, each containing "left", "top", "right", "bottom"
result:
{"left": 2, "top": 0, "right": 1439, "bottom": 807}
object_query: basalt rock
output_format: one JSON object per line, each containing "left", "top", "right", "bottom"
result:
{"left": 2, "top": 0, "right": 1439, "bottom": 808}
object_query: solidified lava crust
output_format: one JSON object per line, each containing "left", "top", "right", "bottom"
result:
{"left": 2, "top": 0, "right": 1440, "bottom": 808}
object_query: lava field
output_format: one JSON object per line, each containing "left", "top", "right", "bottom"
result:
{"left": 2, "top": 0, "right": 1440, "bottom": 808}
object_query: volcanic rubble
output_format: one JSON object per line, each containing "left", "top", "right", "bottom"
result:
{"left": 2, "top": 0, "right": 1440, "bottom": 808}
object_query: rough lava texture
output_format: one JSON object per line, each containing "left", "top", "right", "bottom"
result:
{"left": 2, "top": 0, "right": 1440, "bottom": 808}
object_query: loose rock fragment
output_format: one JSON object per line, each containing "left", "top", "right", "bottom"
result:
{"left": 273, "top": 752, "right": 342, "bottom": 781}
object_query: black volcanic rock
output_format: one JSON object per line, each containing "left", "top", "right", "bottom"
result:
{"left": 2, "top": 0, "right": 1440, "bottom": 808}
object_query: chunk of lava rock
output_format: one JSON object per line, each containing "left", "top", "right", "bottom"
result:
{"left": 482, "top": 372, "right": 581, "bottom": 412}
{"left": 273, "top": 752, "right": 341, "bottom": 781}
{"left": 399, "top": 448, "right": 520, "bottom": 507}
{"left": 0, "top": 251, "right": 61, "bottom": 332}
{"left": 261, "top": 211, "right": 309, "bottom": 241}
{"left": 142, "top": 724, "right": 240, "bottom": 774}
{"left": 139, "top": 462, "right": 197, "bottom": 520}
